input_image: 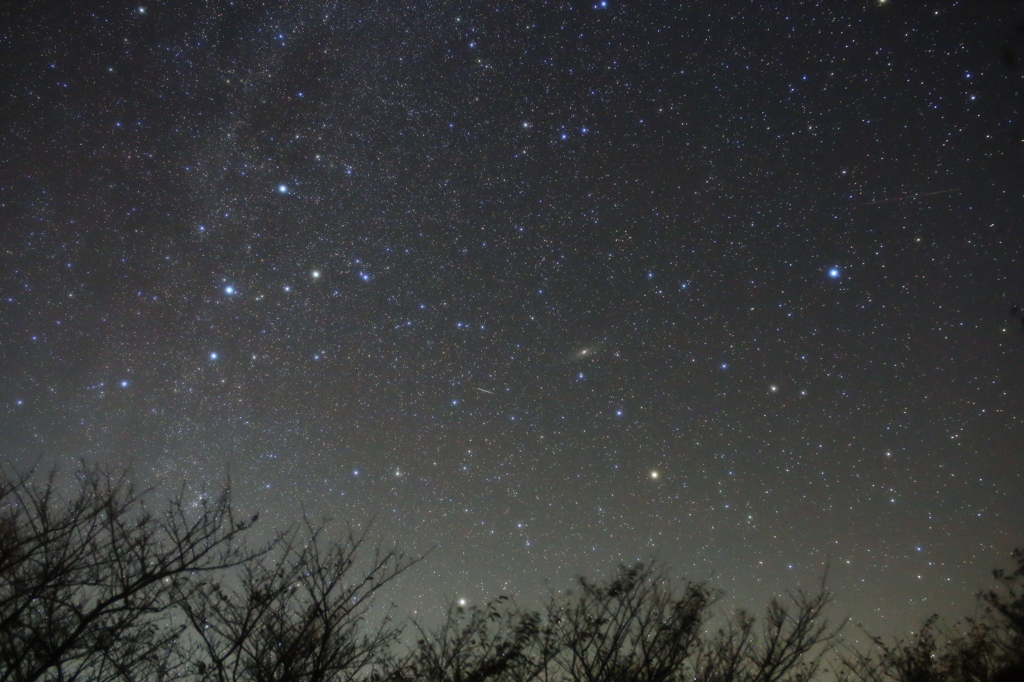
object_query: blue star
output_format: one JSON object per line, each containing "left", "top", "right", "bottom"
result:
{"left": 278, "top": 184, "right": 288, "bottom": 193}
{"left": 829, "top": 268, "right": 840, "bottom": 278}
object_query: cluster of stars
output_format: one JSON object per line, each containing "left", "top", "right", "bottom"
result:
{"left": 0, "top": 0, "right": 1019, "bottom": 638}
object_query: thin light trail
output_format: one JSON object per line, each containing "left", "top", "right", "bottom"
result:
{"left": 861, "top": 188, "right": 961, "bottom": 206}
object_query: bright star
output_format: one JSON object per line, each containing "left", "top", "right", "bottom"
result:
{"left": 224, "top": 285, "right": 235, "bottom": 295}
{"left": 829, "top": 268, "right": 840, "bottom": 278}
{"left": 209, "top": 352, "right": 218, "bottom": 361}
{"left": 650, "top": 470, "right": 660, "bottom": 480}
{"left": 311, "top": 270, "right": 320, "bottom": 279}
{"left": 278, "top": 184, "right": 288, "bottom": 193}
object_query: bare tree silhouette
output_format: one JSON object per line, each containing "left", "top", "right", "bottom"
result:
{"left": 0, "top": 465, "right": 260, "bottom": 682}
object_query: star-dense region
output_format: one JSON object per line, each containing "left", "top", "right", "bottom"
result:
{"left": 1, "top": 0, "right": 1021, "bottom": 637}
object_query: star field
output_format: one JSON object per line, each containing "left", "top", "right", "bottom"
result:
{"left": 1, "top": 0, "right": 1021, "bottom": 635}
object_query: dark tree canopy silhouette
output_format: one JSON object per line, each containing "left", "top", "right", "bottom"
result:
{"left": 0, "top": 465, "right": 1020, "bottom": 682}
{"left": 0, "top": 465, "right": 260, "bottom": 682}
{"left": 173, "top": 517, "right": 416, "bottom": 682}
{"left": 838, "top": 549, "right": 1024, "bottom": 682}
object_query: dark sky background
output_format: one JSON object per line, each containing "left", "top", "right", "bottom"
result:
{"left": 2, "top": 0, "right": 1022, "bottom": 637}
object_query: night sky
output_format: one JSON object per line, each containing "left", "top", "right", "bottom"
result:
{"left": 2, "top": 0, "right": 1022, "bottom": 636}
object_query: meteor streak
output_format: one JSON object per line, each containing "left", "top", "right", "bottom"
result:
{"left": 861, "top": 188, "right": 960, "bottom": 206}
